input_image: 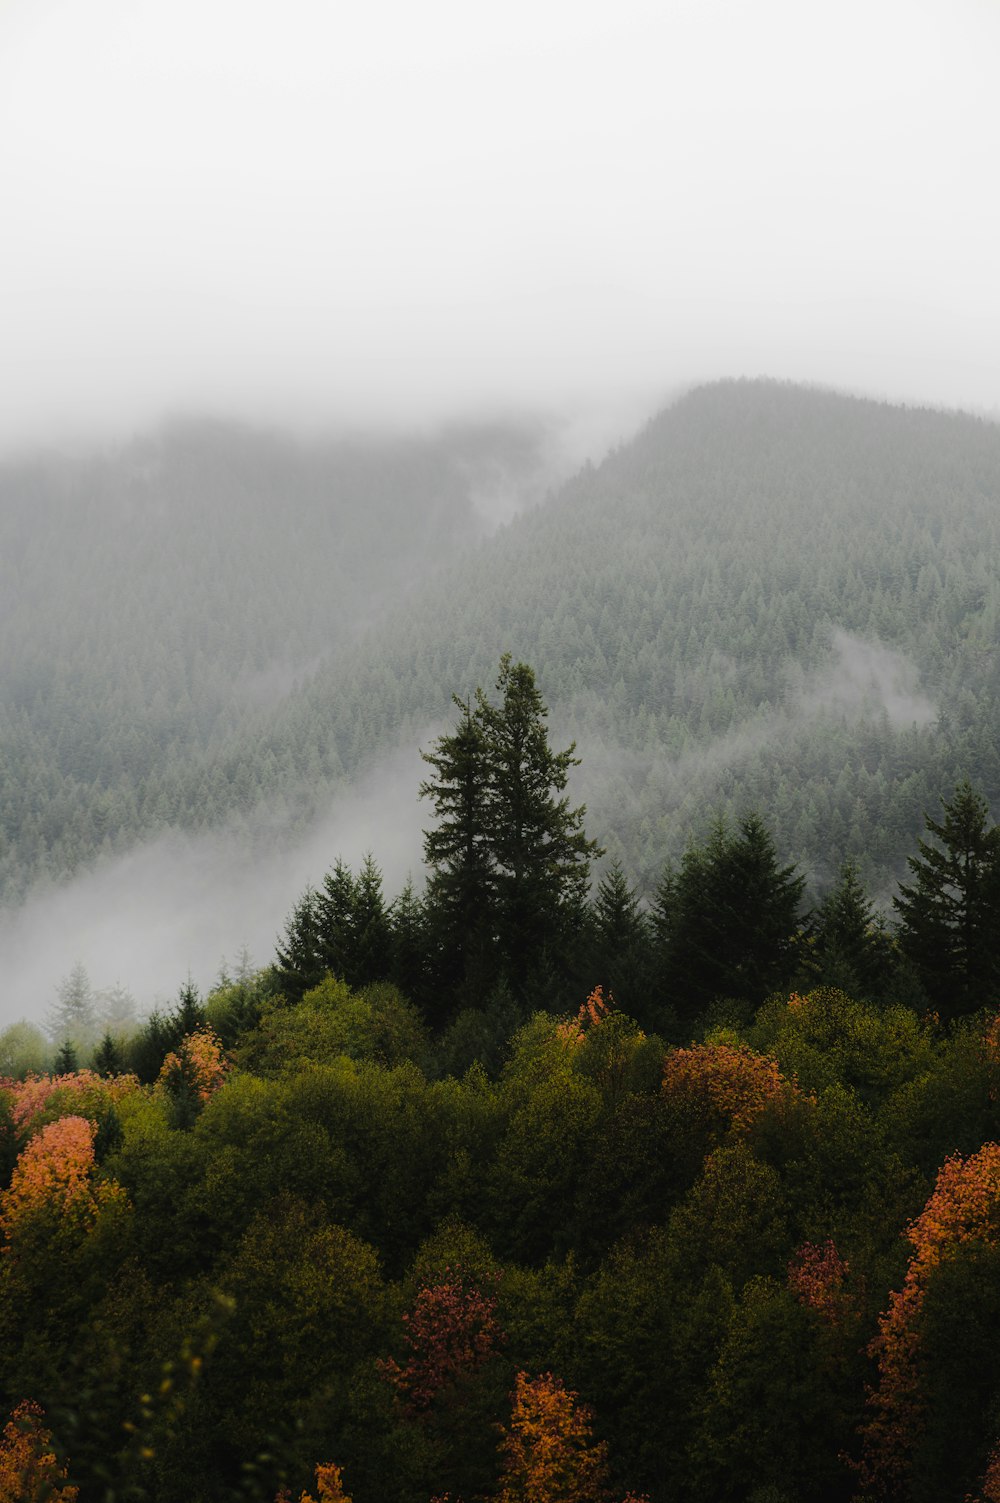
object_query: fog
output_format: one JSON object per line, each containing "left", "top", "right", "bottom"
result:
{"left": 2, "top": 0, "right": 998, "bottom": 454}
{"left": 0, "top": 742, "right": 430, "bottom": 1032}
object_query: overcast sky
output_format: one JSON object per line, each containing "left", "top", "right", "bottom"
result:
{"left": 1, "top": 0, "right": 998, "bottom": 450}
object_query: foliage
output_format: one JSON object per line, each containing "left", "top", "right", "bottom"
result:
{"left": 661, "top": 1040, "right": 792, "bottom": 1134}
{"left": 863, "top": 1141, "right": 1000, "bottom": 1494}
{"left": 496, "top": 1370, "right": 610, "bottom": 1503}
{"left": 894, "top": 780, "right": 1000, "bottom": 1017}
{"left": 0, "top": 1401, "right": 77, "bottom": 1503}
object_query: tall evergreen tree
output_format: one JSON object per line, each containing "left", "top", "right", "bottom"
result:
{"left": 478, "top": 654, "right": 602, "bottom": 986}
{"left": 419, "top": 695, "right": 496, "bottom": 1001}
{"left": 350, "top": 853, "right": 394, "bottom": 986}
{"left": 274, "top": 887, "right": 324, "bottom": 1003}
{"left": 586, "top": 860, "right": 653, "bottom": 1016}
{"left": 316, "top": 858, "right": 360, "bottom": 983}
{"left": 420, "top": 658, "right": 602, "bottom": 1003}
{"left": 46, "top": 962, "right": 97, "bottom": 1052}
{"left": 662, "top": 814, "right": 805, "bottom": 1020}
{"left": 893, "top": 780, "right": 1000, "bottom": 1017}
{"left": 811, "top": 861, "right": 893, "bottom": 999}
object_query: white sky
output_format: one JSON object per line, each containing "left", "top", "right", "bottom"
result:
{"left": 1, "top": 0, "right": 998, "bottom": 448}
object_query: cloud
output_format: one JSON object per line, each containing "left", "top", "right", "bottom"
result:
{"left": 0, "top": 740, "right": 430, "bottom": 1032}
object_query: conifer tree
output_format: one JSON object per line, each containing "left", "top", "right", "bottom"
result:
{"left": 421, "top": 658, "right": 602, "bottom": 1000}
{"left": 893, "top": 780, "right": 1000, "bottom": 1016}
{"left": 46, "top": 962, "right": 96, "bottom": 1052}
{"left": 478, "top": 654, "right": 602, "bottom": 985}
{"left": 350, "top": 853, "right": 393, "bottom": 985}
{"left": 811, "top": 861, "right": 892, "bottom": 999}
{"left": 587, "top": 860, "right": 653, "bottom": 1016}
{"left": 274, "top": 887, "right": 324, "bottom": 1003}
{"left": 420, "top": 695, "right": 496, "bottom": 1000}
{"left": 316, "top": 858, "right": 360, "bottom": 982}
{"left": 662, "top": 814, "right": 805, "bottom": 1019}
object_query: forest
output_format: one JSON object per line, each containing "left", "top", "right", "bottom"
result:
{"left": 2, "top": 380, "right": 1000, "bottom": 918}
{"left": 2, "top": 654, "right": 1000, "bottom": 1503}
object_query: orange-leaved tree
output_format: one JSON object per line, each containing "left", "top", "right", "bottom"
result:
{"left": 661, "top": 1040, "right": 792, "bottom": 1133}
{"left": 862, "top": 1141, "right": 1000, "bottom": 1493}
{"left": 0, "top": 1400, "right": 77, "bottom": 1503}
{"left": 156, "top": 1026, "right": 229, "bottom": 1126}
{"left": 556, "top": 986, "right": 612, "bottom": 1047}
{"left": 496, "top": 1371, "right": 610, "bottom": 1503}
{"left": 0, "top": 1114, "right": 124, "bottom": 1243}
{"left": 9, "top": 1069, "right": 138, "bottom": 1146}
{"left": 276, "top": 1460, "right": 351, "bottom": 1503}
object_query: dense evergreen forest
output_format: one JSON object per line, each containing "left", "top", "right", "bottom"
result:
{"left": 2, "top": 656, "right": 1000, "bottom": 1502}
{"left": 0, "top": 416, "right": 548, "bottom": 900}
{"left": 3, "top": 380, "right": 1000, "bottom": 911}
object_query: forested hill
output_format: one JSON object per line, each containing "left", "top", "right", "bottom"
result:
{"left": 184, "top": 379, "right": 1000, "bottom": 896}
{"left": 3, "top": 380, "right": 1000, "bottom": 902}
{"left": 0, "top": 417, "right": 552, "bottom": 899}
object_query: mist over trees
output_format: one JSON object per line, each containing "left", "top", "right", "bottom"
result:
{"left": 2, "top": 380, "right": 999, "bottom": 951}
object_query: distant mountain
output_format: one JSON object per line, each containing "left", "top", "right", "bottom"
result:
{"left": 0, "top": 416, "right": 555, "bottom": 898}
{"left": 2, "top": 380, "right": 999, "bottom": 904}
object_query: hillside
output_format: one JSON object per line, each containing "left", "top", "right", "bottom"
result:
{"left": 0, "top": 417, "right": 552, "bottom": 899}
{"left": 2, "top": 379, "right": 999, "bottom": 906}
{"left": 179, "top": 380, "right": 1000, "bottom": 898}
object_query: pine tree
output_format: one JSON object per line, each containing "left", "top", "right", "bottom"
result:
{"left": 663, "top": 814, "right": 805, "bottom": 1019}
{"left": 811, "top": 861, "right": 892, "bottom": 999}
{"left": 46, "top": 962, "right": 96, "bottom": 1052}
{"left": 586, "top": 860, "right": 653, "bottom": 1016}
{"left": 54, "top": 1038, "right": 79, "bottom": 1074}
{"left": 893, "top": 780, "right": 1000, "bottom": 1016}
{"left": 350, "top": 853, "right": 393, "bottom": 986}
{"left": 420, "top": 658, "right": 602, "bottom": 1002}
{"left": 274, "top": 887, "right": 324, "bottom": 1003}
{"left": 420, "top": 695, "right": 496, "bottom": 999}
{"left": 92, "top": 1030, "right": 123, "bottom": 1077}
{"left": 478, "top": 654, "right": 602, "bottom": 986}
{"left": 316, "top": 859, "right": 359, "bottom": 983}
{"left": 172, "top": 978, "right": 206, "bottom": 1039}
{"left": 389, "top": 876, "right": 430, "bottom": 1006}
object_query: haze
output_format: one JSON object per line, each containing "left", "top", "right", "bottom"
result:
{"left": 2, "top": 0, "right": 998, "bottom": 452}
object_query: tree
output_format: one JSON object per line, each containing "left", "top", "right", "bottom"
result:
{"left": 421, "top": 659, "right": 602, "bottom": 1003}
{"left": 46, "top": 964, "right": 96, "bottom": 1054}
{"left": 660, "top": 815, "right": 805, "bottom": 1020}
{"left": 91, "top": 1032, "right": 122, "bottom": 1078}
{"left": 497, "top": 1371, "right": 611, "bottom": 1503}
{"left": 479, "top": 655, "right": 602, "bottom": 984}
{"left": 809, "top": 861, "right": 893, "bottom": 999}
{"left": 586, "top": 861, "right": 653, "bottom": 1017}
{"left": 274, "top": 887, "right": 324, "bottom": 1003}
{"left": 420, "top": 694, "right": 496, "bottom": 1001}
{"left": 893, "top": 780, "right": 1000, "bottom": 1017}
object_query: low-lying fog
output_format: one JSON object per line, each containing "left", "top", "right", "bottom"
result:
{"left": 0, "top": 630, "right": 935, "bottom": 1033}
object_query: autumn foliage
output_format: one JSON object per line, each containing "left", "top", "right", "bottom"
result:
{"left": 863, "top": 1141, "right": 1000, "bottom": 1490}
{"left": 556, "top": 986, "right": 612, "bottom": 1047}
{"left": 7, "top": 1069, "right": 138, "bottom": 1144}
{"left": 156, "top": 1026, "right": 229, "bottom": 1104}
{"left": 661, "top": 1040, "right": 790, "bottom": 1132}
{"left": 277, "top": 1461, "right": 352, "bottom": 1503}
{"left": 787, "top": 1238, "right": 851, "bottom": 1324}
{"left": 1, "top": 1115, "right": 109, "bottom": 1241}
{"left": 377, "top": 1268, "right": 504, "bottom": 1413}
{"left": 0, "top": 1401, "right": 77, "bottom": 1503}
{"left": 497, "top": 1371, "right": 610, "bottom": 1503}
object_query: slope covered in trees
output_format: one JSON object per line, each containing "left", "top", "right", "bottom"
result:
{"left": 5, "top": 378, "right": 995, "bottom": 908}
{"left": 0, "top": 416, "right": 551, "bottom": 898}
{"left": 2, "top": 659, "right": 1000, "bottom": 1500}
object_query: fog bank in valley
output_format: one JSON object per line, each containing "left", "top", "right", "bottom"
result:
{"left": 0, "top": 744, "right": 430, "bottom": 1034}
